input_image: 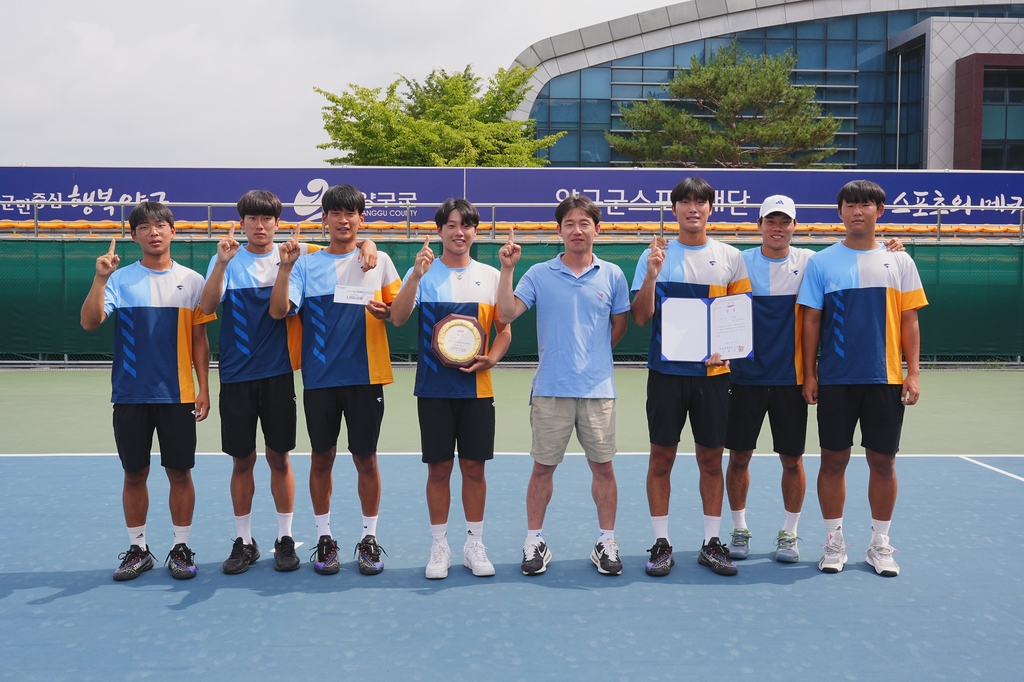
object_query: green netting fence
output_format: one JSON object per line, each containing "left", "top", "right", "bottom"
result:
{"left": 1, "top": 239, "right": 1021, "bottom": 361}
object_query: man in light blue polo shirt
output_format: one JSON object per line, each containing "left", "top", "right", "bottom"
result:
{"left": 497, "top": 194, "right": 630, "bottom": 577}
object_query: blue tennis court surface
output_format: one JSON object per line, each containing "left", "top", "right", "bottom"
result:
{"left": 1, "top": 452, "right": 1021, "bottom": 680}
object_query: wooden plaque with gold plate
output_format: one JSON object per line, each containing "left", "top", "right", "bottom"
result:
{"left": 431, "top": 314, "right": 487, "bottom": 369}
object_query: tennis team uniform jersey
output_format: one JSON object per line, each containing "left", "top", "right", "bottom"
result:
{"left": 405, "top": 259, "right": 501, "bottom": 399}
{"left": 631, "top": 239, "right": 752, "bottom": 377}
{"left": 103, "top": 261, "right": 217, "bottom": 404}
{"left": 797, "top": 243, "right": 928, "bottom": 385}
{"left": 288, "top": 248, "right": 401, "bottom": 390}
{"left": 206, "top": 243, "right": 321, "bottom": 384}
{"left": 729, "top": 247, "right": 813, "bottom": 386}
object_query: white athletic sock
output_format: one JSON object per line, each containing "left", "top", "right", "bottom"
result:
{"left": 651, "top": 515, "right": 669, "bottom": 543}
{"left": 871, "top": 519, "right": 891, "bottom": 541}
{"left": 466, "top": 521, "right": 484, "bottom": 544}
{"left": 234, "top": 513, "right": 252, "bottom": 545}
{"left": 362, "top": 515, "right": 378, "bottom": 538}
{"left": 172, "top": 525, "right": 191, "bottom": 546}
{"left": 824, "top": 517, "right": 843, "bottom": 537}
{"left": 703, "top": 515, "right": 721, "bottom": 544}
{"left": 277, "top": 512, "right": 293, "bottom": 541}
{"left": 127, "top": 524, "right": 146, "bottom": 549}
{"left": 783, "top": 511, "right": 801, "bottom": 535}
{"left": 525, "top": 529, "right": 543, "bottom": 546}
{"left": 598, "top": 528, "right": 614, "bottom": 544}
{"left": 314, "top": 512, "right": 331, "bottom": 539}
{"left": 731, "top": 508, "right": 748, "bottom": 531}
{"left": 430, "top": 523, "right": 448, "bottom": 542}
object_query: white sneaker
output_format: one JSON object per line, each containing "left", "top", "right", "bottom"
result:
{"left": 425, "top": 538, "right": 451, "bottom": 580}
{"left": 865, "top": 534, "right": 900, "bottom": 577}
{"left": 818, "top": 527, "right": 848, "bottom": 574}
{"left": 463, "top": 539, "right": 495, "bottom": 577}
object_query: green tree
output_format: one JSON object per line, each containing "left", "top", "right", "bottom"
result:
{"left": 316, "top": 66, "right": 563, "bottom": 167}
{"left": 608, "top": 45, "right": 840, "bottom": 168}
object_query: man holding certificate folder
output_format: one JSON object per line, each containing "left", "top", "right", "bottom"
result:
{"left": 631, "top": 177, "right": 752, "bottom": 577}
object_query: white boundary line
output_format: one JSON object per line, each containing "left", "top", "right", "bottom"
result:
{"left": 2, "top": 452, "right": 1024, "bottom": 458}
{"left": 960, "top": 456, "right": 1024, "bottom": 482}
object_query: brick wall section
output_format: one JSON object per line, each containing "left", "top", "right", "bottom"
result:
{"left": 954, "top": 53, "right": 1024, "bottom": 169}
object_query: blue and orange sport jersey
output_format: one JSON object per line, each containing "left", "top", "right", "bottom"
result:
{"left": 631, "top": 239, "right": 752, "bottom": 377}
{"left": 103, "top": 261, "right": 217, "bottom": 404}
{"left": 729, "top": 247, "right": 813, "bottom": 386}
{"left": 404, "top": 259, "right": 502, "bottom": 399}
{"left": 206, "top": 242, "right": 321, "bottom": 384}
{"left": 797, "top": 243, "right": 928, "bottom": 385}
{"left": 287, "top": 249, "right": 401, "bottom": 389}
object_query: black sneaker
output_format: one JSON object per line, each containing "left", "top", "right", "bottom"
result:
{"left": 165, "top": 543, "right": 198, "bottom": 580}
{"left": 354, "top": 535, "right": 386, "bottom": 575}
{"left": 222, "top": 537, "right": 260, "bottom": 575}
{"left": 311, "top": 535, "right": 340, "bottom": 575}
{"left": 113, "top": 544, "right": 155, "bottom": 582}
{"left": 645, "top": 538, "right": 675, "bottom": 577}
{"left": 591, "top": 540, "right": 623, "bottom": 575}
{"left": 698, "top": 537, "right": 738, "bottom": 576}
{"left": 521, "top": 540, "right": 552, "bottom": 576}
{"left": 274, "top": 536, "right": 301, "bottom": 572}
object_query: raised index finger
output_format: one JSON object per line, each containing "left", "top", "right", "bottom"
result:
{"left": 107, "top": 238, "right": 116, "bottom": 255}
{"left": 293, "top": 222, "right": 301, "bottom": 242}
{"left": 228, "top": 223, "right": 235, "bottom": 240}
{"left": 507, "top": 225, "right": 515, "bottom": 244}
{"left": 422, "top": 235, "right": 431, "bottom": 250}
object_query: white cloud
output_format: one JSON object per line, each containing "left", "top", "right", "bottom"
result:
{"left": 0, "top": 0, "right": 666, "bottom": 167}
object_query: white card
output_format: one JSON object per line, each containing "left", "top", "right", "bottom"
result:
{"left": 334, "top": 285, "right": 375, "bottom": 305}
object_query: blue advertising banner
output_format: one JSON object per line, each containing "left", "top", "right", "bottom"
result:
{"left": 1, "top": 166, "right": 1021, "bottom": 225}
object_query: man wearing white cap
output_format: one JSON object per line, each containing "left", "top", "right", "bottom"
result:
{"left": 724, "top": 196, "right": 903, "bottom": 563}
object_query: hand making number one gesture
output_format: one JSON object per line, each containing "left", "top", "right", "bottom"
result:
{"left": 96, "top": 238, "right": 121, "bottom": 277}
{"left": 498, "top": 226, "right": 521, "bottom": 269}
{"left": 278, "top": 222, "right": 302, "bottom": 266}
{"left": 414, "top": 234, "right": 434, "bottom": 277}
{"left": 646, "top": 235, "right": 666, "bottom": 280}
{"left": 217, "top": 223, "right": 241, "bottom": 263}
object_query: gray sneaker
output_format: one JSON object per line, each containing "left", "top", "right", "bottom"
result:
{"left": 727, "top": 528, "right": 752, "bottom": 560}
{"left": 774, "top": 530, "right": 800, "bottom": 563}
{"left": 865, "top": 534, "right": 900, "bottom": 577}
{"left": 818, "top": 528, "right": 848, "bottom": 574}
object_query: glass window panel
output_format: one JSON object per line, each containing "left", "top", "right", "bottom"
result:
{"left": 611, "top": 84, "right": 643, "bottom": 99}
{"left": 644, "top": 69, "right": 675, "bottom": 83}
{"left": 1011, "top": 9, "right": 1024, "bottom": 19}
{"left": 917, "top": 10, "right": 946, "bottom": 20}
{"left": 549, "top": 131, "right": 580, "bottom": 162}
{"left": 1007, "top": 106, "right": 1024, "bottom": 139}
{"left": 981, "top": 146, "right": 1004, "bottom": 169}
{"left": 538, "top": 83, "right": 550, "bottom": 98}
{"left": 612, "top": 55, "right": 642, "bottom": 66}
{"left": 825, "top": 103, "right": 855, "bottom": 118}
{"left": 857, "top": 41, "right": 886, "bottom": 72}
{"left": 795, "top": 41, "right": 826, "bottom": 69}
{"left": 1008, "top": 71, "right": 1024, "bottom": 88}
{"left": 857, "top": 14, "right": 886, "bottom": 40}
{"left": 1007, "top": 143, "right": 1024, "bottom": 170}
{"left": 766, "top": 39, "right": 795, "bottom": 58}
{"left": 580, "top": 132, "right": 611, "bottom": 163}
{"left": 793, "top": 71, "right": 824, "bottom": 86}
{"left": 858, "top": 135, "right": 884, "bottom": 166}
{"left": 830, "top": 149, "right": 855, "bottom": 164}
{"left": 549, "top": 73, "right": 580, "bottom": 99}
{"left": 737, "top": 28, "right": 765, "bottom": 39}
{"left": 612, "top": 69, "right": 642, "bottom": 83}
{"left": 707, "top": 37, "right": 734, "bottom": 56}
{"left": 610, "top": 117, "right": 629, "bottom": 130}
{"left": 549, "top": 99, "right": 580, "bottom": 123}
{"left": 857, "top": 103, "right": 885, "bottom": 132}
{"left": 530, "top": 100, "right": 549, "bottom": 123}
{"left": 887, "top": 11, "right": 917, "bottom": 37}
{"left": 839, "top": 119, "right": 855, "bottom": 133}
{"left": 581, "top": 68, "right": 611, "bottom": 99}
{"left": 983, "top": 105, "right": 1007, "bottom": 139}
{"left": 644, "top": 47, "right": 673, "bottom": 66}
{"left": 978, "top": 10, "right": 1006, "bottom": 17}
{"left": 827, "top": 72, "right": 856, "bottom": 85}
{"left": 797, "top": 20, "right": 826, "bottom": 39}
{"left": 827, "top": 41, "right": 856, "bottom": 70}
{"left": 736, "top": 39, "right": 765, "bottom": 55}
{"left": 948, "top": 10, "right": 976, "bottom": 18}
{"left": 581, "top": 99, "right": 610, "bottom": 126}
{"left": 643, "top": 84, "right": 670, "bottom": 98}
{"left": 675, "top": 41, "right": 704, "bottom": 67}
{"left": 858, "top": 73, "right": 885, "bottom": 102}
{"left": 1010, "top": 90, "right": 1024, "bottom": 104}
{"left": 828, "top": 16, "right": 857, "bottom": 39}
{"left": 766, "top": 24, "right": 796, "bottom": 39}
{"left": 984, "top": 71, "right": 1008, "bottom": 88}
{"left": 906, "top": 132, "right": 922, "bottom": 165}
{"left": 984, "top": 89, "right": 1007, "bottom": 104}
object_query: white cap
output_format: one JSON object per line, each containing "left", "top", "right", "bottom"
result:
{"left": 759, "top": 195, "right": 797, "bottom": 220}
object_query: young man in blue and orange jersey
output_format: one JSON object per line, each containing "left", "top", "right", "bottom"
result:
{"left": 723, "top": 195, "right": 905, "bottom": 564}
{"left": 270, "top": 184, "right": 401, "bottom": 576}
{"left": 200, "top": 190, "right": 376, "bottom": 575}
{"left": 798, "top": 179, "right": 927, "bottom": 577}
{"left": 631, "top": 176, "right": 752, "bottom": 577}
{"left": 81, "top": 201, "right": 216, "bottom": 582}
{"left": 390, "top": 198, "right": 511, "bottom": 580}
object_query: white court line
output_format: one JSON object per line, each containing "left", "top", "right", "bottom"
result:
{"left": 2, "top": 452, "right": 1024, "bottom": 458}
{"left": 961, "top": 456, "right": 1024, "bottom": 482}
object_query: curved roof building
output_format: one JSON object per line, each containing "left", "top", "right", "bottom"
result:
{"left": 511, "top": 0, "right": 1024, "bottom": 169}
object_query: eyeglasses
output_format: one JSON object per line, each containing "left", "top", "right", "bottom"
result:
{"left": 134, "top": 222, "right": 172, "bottom": 233}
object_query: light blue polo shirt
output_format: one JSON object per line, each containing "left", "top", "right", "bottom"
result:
{"left": 514, "top": 254, "right": 630, "bottom": 399}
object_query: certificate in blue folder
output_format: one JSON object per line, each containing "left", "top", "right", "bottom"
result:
{"left": 660, "top": 292, "right": 754, "bottom": 362}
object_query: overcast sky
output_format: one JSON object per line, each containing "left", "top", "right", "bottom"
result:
{"left": 1, "top": 1, "right": 665, "bottom": 168}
